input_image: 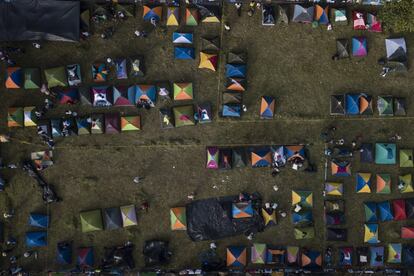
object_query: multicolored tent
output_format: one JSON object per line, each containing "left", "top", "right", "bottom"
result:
{"left": 8, "top": 107, "right": 24, "bottom": 128}
{"left": 291, "top": 5, "right": 314, "bottom": 23}
{"left": 266, "top": 246, "right": 285, "bottom": 265}
{"left": 285, "top": 145, "right": 305, "bottom": 161}
{"left": 219, "top": 149, "right": 232, "bottom": 170}
{"left": 104, "top": 113, "right": 120, "bottom": 134}
{"left": 324, "top": 182, "right": 343, "bottom": 196}
{"left": 128, "top": 85, "right": 157, "bottom": 104}
{"left": 115, "top": 59, "right": 127, "bottom": 80}
{"left": 394, "top": 97, "right": 407, "bottom": 116}
{"left": 251, "top": 148, "right": 272, "bottom": 167}
{"left": 378, "top": 201, "right": 393, "bottom": 222}
{"left": 120, "top": 205, "right": 137, "bottom": 227}
{"left": 332, "top": 9, "right": 347, "bottom": 24}
{"left": 200, "top": 5, "right": 220, "bottom": 23}
{"left": 292, "top": 210, "right": 313, "bottom": 225}
{"left": 80, "top": 210, "right": 103, "bottom": 233}
{"left": 400, "top": 149, "right": 413, "bottom": 167}
{"left": 331, "top": 160, "right": 351, "bottom": 176}
{"left": 130, "top": 56, "right": 145, "bottom": 77}
{"left": 360, "top": 143, "right": 373, "bottom": 163}
{"left": 393, "top": 199, "right": 406, "bottom": 221}
{"left": 260, "top": 96, "right": 275, "bottom": 119}
{"left": 173, "top": 105, "right": 195, "bottom": 127}
{"left": 375, "top": 143, "right": 396, "bottom": 164}
{"left": 287, "top": 246, "right": 299, "bottom": 266}
{"left": 24, "top": 68, "right": 40, "bottom": 89}
{"left": 77, "top": 247, "right": 94, "bottom": 268}
{"left": 327, "top": 228, "right": 347, "bottom": 241}
{"left": 206, "top": 147, "right": 219, "bottom": 169}
{"left": 352, "top": 37, "right": 367, "bottom": 57}
{"left": 232, "top": 202, "right": 253, "bottom": 218}
{"left": 326, "top": 211, "right": 345, "bottom": 225}
{"left": 197, "top": 102, "right": 212, "bottom": 124}
{"left": 386, "top": 38, "right": 407, "bottom": 62}
{"left": 272, "top": 146, "right": 286, "bottom": 167}
{"left": 301, "top": 250, "right": 322, "bottom": 269}
{"left": 226, "top": 64, "right": 246, "bottom": 78}
{"left": 377, "top": 96, "right": 393, "bottom": 116}
{"left": 339, "top": 247, "right": 353, "bottom": 267}
{"left": 103, "top": 207, "right": 122, "bottom": 230}
{"left": 227, "top": 246, "right": 246, "bottom": 267}
{"left": 364, "top": 202, "right": 378, "bottom": 223}
{"left": 345, "top": 94, "right": 360, "bottom": 115}
{"left": 57, "top": 242, "right": 72, "bottom": 265}
{"left": 113, "top": 86, "right": 133, "bottom": 106}
{"left": 330, "top": 95, "right": 345, "bottom": 115}
{"left": 370, "top": 246, "right": 384, "bottom": 267}
{"left": 353, "top": 11, "right": 366, "bottom": 30}
{"left": 359, "top": 94, "right": 373, "bottom": 115}
{"left": 356, "top": 173, "right": 372, "bottom": 193}
{"left": 28, "top": 213, "right": 49, "bottom": 228}
{"left": 261, "top": 208, "right": 277, "bottom": 227}
{"left": 294, "top": 226, "right": 314, "bottom": 240}
{"left": 91, "top": 86, "right": 112, "bottom": 107}
{"left": 225, "top": 78, "right": 246, "bottom": 92}
{"left": 387, "top": 243, "right": 402, "bottom": 263}
{"left": 92, "top": 63, "right": 108, "bottom": 82}
{"left": 399, "top": 174, "right": 413, "bottom": 193}
{"left": 57, "top": 88, "right": 79, "bottom": 104}
{"left": 6, "top": 67, "right": 22, "bottom": 89}
{"left": 315, "top": 5, "right": 329, "bottom": 25}
{"left": 185, "top": 8, "right": 199, "bottom": 26}
{"left": 174, "top": 47, "right": 195, "bottom": 59}
{"left": 199, "top": 52, "right": 218, "bottom": 71}
{"left": 222, "top": 104, "right": 241, "bottom": 117}
{"left": 406, "top": 198, "right": 414, "bottom": 219}
{"left": 26, "top": 231, "right": 47, "bottom": 247}
{"left": 121, "top": 116, "right": 141, "bottom": 132}
{"left": 143, "top": 5, "right": 162, "bottom": 22}
{"left": 170, "top": 207, "right": 187, "bottom": 231}
{"left": 251, "top": 243, "right": 266, "bottom": 264}
{"left": 364, "top": 224, "right": 379, "bottom": 243}
{"left": 167, "top": 6, "right": 179, "bottom": 26}
{"left": 91, "top": 114, "right": 104, "bottom": 134}
{"left": 45, "top": 66, "right": 68, "bottom": 88}
{"left": 173, "top": 32, "right": 193, "bottom": 44}
{"left": 67, "top": 64, "right": 81, "bottom": 86}
{"left": 367, "top": 13, "right": 382, "bottom": 32}
{"left": 24, "top": 107, "right": 37, "bottom": 127}
{"left": 292, "top": 190, "right": 313, "bottom": 208}
{"left": 376, "top": 174, "right": 391, "bottom": 194}
{"left": 401, "top": 226, "right": 414, "bottom": 239}
{"left": 173, "top": 82, "right": 193, "bottom": 100}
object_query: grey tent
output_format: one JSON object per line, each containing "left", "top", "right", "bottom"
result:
{"left": 330, "top": 95, "right": 345, "bottom": 115}
{"left": 227, "top": 52, "right": 246, "bottom": 64}
{"left": 292, "top": 5, "right": 314, "bottom": 23}
{"left": 377, "top": 96, "right": 394, "bottom": 116}
{"left": 327, "top": 228, "right": 347, "bottom": 241}
{"left": 0, "top": 0, "right": 79, "bottom": 42}
{"left": 276, "top": 5, "right": 289, "bottom": 24}
{"left": 104, "top": 207, "right": 122, "bottom": 230}
{"left": 79, "top": 87, "right": 92, "bottom": 106}
{"left": 223, "top": 92, "right": 242, "bottom": 104}
{"left": 232, "top": 148, "right": 247, "bottom": 168}
{"left": 201, "top": 37, "right": 220, "bottom": 52}
{"left": 360, "top": 143, "right": 374, "bottom": 163}
{"left": 394, "top": 98, "right": 406, "bottom": 116}
{"left": 336, "top": 39, "right": 350, "bottom": 59}
{"left": 262, "top": 4, "right": 275, "bottom": 26}
{"left": 80, "top": 9, "right": 90, "bottom": 32}
{"left": 386, "top": 38, "right": 407, "bottom": 62}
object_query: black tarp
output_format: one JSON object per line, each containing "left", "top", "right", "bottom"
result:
{"left": 0, "top": 0, "right": 80, "bottom": 42}
{"left": 186, "top": 195, "right": 264, "bottom": 241}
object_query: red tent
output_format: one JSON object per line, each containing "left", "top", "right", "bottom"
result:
{"left": 393, "top": 199, "right": 406, "bottom": 221}
{"left": 402, "top": 226, "right": 414, "bottom": 239}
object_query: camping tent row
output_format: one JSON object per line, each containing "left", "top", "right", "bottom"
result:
{"left": 291, "top": 190, "right": 314, "bottom": 229}
{"left": 7, "top": 107, "right": 39, "bottom": 128}
{"left": 92, "top": 58, "right": 145, "bottom": 81}
{"left": 206, "top": 145, "right": 306, "bottom": 169}
{"left": 334, "top": 37, "right": 369, "bottom": 59}
{"left": 331, "top": 95, "right": 406, "bottom": 116}
{"left": 80, "top": 205, "right": 138, "bottom": 233}
{"left": 359, "top": 142, "right": 412, "bottom": 167}
{"left": 324, "top": 199, "right": 346, "bottom": 228}
{"left": 227, "top": 245, "right": 321, "bottom": 269}
{"left": 364, "top": 198, "right": 414, "bottom": 223}
{"left": 356, "top": 172, "right": 414, "bottom": 195}
{"left": 159, "top": 103, "right": 212, "bottom": 129}
{"left": 56, "top": 243, "right": 95, "bottom": 268}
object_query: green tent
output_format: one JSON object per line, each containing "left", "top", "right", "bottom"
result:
{"left": 399, "top": 174, "right": 414, "bottom": 193}
{"left": 294, "top": 226, "right": 314, "bottom": 240}
{"left": 24, "top": 68, "right": 41, "bottom": 89}
{"left": 173, "top": 105, "right": 195, "bottom": 127}
{"left": 44, "top": 67, "right": 68, "bottom": 88}
{"left": 375, "top": 143, "right": 396, "bottom": 165}
{"left": 377, "top": 96, "right": 393, "bottom": 116}
{"left": 80, "top": 210, "right": 103, "bottom": 233}
{"left": 400, "top": 149, "right": 413, "bottom": 167}
{"left": 7, "top": 107, "right": 24, "bottom": 128}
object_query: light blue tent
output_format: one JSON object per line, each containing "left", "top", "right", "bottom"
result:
{"left": 57, "top": 242, "right": 72, "bottom": 265}
{"left": 26, "top": 231, "right": 47, "bottom": 247}
{"left": 378, "top": 201, "right": 393, "bottom": 222}
{"left": 28, "top": 213, "right": 49, "bottom": 228}
{"left": 375, "top": 143, "right": 396, "bottom": 165}
{"left": 174, "top": 47, "right": 195, "bottom": 60}
{"left": 226, "top": 64, "right": 246, "bottom": 78}
{"left": 222, "top": 104, "right": 241, "bottom": 117}
{"left": 346, "top": 94, "right": 359, "bottom": 115}
{"left": 292, "top": 210, "right": 313, "bottom": 225}
{"left": 370, "top": 246, "right": 384, "bottom": 267}
{"left": 172, "top": 32, "right": 193, "bottom": 44}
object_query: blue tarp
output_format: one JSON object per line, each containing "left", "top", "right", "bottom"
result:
{"left": 26, "top": 231, "right": 47, "bottom": 247}
{"left": 28, "top": 213, "right": 49, "bottom": 228}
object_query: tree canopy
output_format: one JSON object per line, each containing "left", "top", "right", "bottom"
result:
{"left": 379, "top": 0, "right": 414, "bottom": 33}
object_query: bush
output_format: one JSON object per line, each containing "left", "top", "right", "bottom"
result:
{"left": 379, "top": 0, "right": 414, "bottom": 33}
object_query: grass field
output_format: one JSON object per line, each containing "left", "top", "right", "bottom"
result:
{"left": 1, "top": 2, "right": 414, "bottom": 273}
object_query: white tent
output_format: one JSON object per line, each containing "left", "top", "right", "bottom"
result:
{"left": 385, "top": 38, "right": 407, "bottom": 62}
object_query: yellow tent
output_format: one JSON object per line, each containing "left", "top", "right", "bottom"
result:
{"left": 292, "top": 190, "right": 313, "bottom": 208}
{"left": 167, "top": 6, "right": 179, "bottom": 26}
{"left": 199, "top": 52, "right": 218, "bottom": 71}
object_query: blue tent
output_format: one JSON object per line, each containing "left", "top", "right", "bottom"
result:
{"left": 172, "top": 32, "right": 193, "bottom": 44}
{"left": 360, "top": 143, "right": 373, "bottom": 163}
{"left": 26, "top": 231, "right": 47, "bottom": 247}
{"left": 403, "top": 245, "right": 414, "bottom": 266}
{"left": 251, "top": 148, "right": 272, "bottom": 167}
{"left": 378, "top": 201, "right": 393, "bottom": 222}
{"left": 174, "top": 47, "right": 195, "bottom": 60}
{"left": 115, "top": 59, "right": 127, "bottom": 80}
{"left": 77, "top": 247, "right": 94, "bottom": 268}
{"left": 364, "top": 202, "right": 377, "bottom": 223}
{"left": 57, "top": 242, "right": 72, "bottom": 265}
{"left": 346, "top": 94, "right": 359, "bottom": 115}
{"left": 128, "top": 85, "right": 157, "bottom": 104}
{"left": 28, "top": 213, "right": 49, "bottom": 228}
{"left": 222, "top": 104, "right": 241, "bottom": 117}
{"left": 292, "top": 210, "right": 313, "bottom": 225}
{"left": 370, "top": 246, "right": 384, "bottom": 267}
{"left": 226, "top": 64, "right": 246, "bottom": 78}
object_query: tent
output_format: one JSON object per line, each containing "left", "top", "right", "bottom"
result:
{"left": 325, "top": 211, "right": 345, "bottom": 225}
{"left": 173, "top": 105, "right": 195, "bottom": 127}
{"left": 292, "top": 190, "right": 313, "bottom": 208}
{"left": 121, "top": 116, "right": 140, "bottom": 132}
{"left": 277, "top": 5, "right": 289, "bottom": 24}
{"left": 26, "top": 231, "right": 47, "bottom": 247}
{"left": 352, "top": 37, "right": 367, "bottom": 57}
{"left": 129, "top": 85, "right": 157, "bottom": 104}
{"left": 172, "top": 32, "right": 193, "bottom": 44}
{"left": 228, "top": 52, "right": 247, "bottom": 64}
{"left": 37, "top": 122, "right": 51, "bottom": 138}
{"left": 167, "top": 6, "right": 179, "bottom": 26}
{"left": 339, "top": 247, "right": 353, "bottom": 266}
{"left": 403, "top": 245, "right": 414, "bottom": 266}
{"left": 7, "top": 107, "right": 23, "bottom": 128}
{"left": 113, "top": 86, "right": 133, "bottom": 106}
{"left": 24, "top": 107, "right": 37, "bottom": 127}
{"left": 24, "top": 68, "right": 40, "bottom": 89}
{"left": 196, "top": 102, "right": 212, "bottom": 124}
{"left": 294, "top": 226, "right": 314, "bottom": 240}
{"left": 79, "top": 87, "right": 92, "bottom": 105}
{"left": 359, "top": 94, "right": 373, "bottom": 115}
{"left": 227, "top": 246, "right": 246, "bottom": 267}
{"left": 375, "top": 143, "right": 396, "bottom": 164}
{"left": 377, "top": 96, "right": 393, "bottom": 116}
{"left": 367, "top": 13, "right": 382, "bottom": 32}
{"left": 287, "top": 246, "right": 299, "bottom": 266}
{"left": 206, "top": 147, "right": 219, "bottom": 169}
{"left": 77, "top": 247, "right": 94, "bottom": 268}
{"left": 174, "top": 83, "right": 193, "bottom": 101}
{"left": 370, "top": 246, "right": 384, "bottom": 267}
{"left": 91, "top": 86, "right": 112, "bottom": 107}
{"left": 232, "top": 202, "right": 253, "bottom": 218}
{"left": 51, "top": 119, "right": 63, "bottom": 137}
{"left": 232, "top": 148, "right": 247, "bottom": 168}
{"left": 170, "top": 207, "right": 187, "bottom": 231}
{"left": 199, "top": 5, "right": 220, "bottom": 23}
{"left": 57, "top": 88, "right": 79, "bottom": 104}
{"left": 201, "top": 37, "right": 220, "bottom": 52}
{"left": 28, "top": 213, "right": 49, "bottom": 228}
{"left": 66, "top": 64, "right": 81, "bottom": 86}
{"left": 92, "top": 63, "right": 108, "bottom": 82}
{"left": 266, "top": 246, "right": 285, "bottom": 265}
{"left": 226, "top": 64, "right": 246, "bottom": 78}
{"left": 324, "top": 182, "right": 343, "bottom": 196}
{"left": 386, "top": 38, "right": 407, "bottom": 62}
{"left": 356, "top": 172, "right": 372, "bottom": 193}
{"left": 291, "top": 5, "right": 314, "bottom": 23}
{"left": 199, "top": 52, "right": 218, "bottom": 71}
{"left": 400, "top": 149, "right": 413, "bottom": 167}
{"left": 345, "top": 94, "right": 360, "bottom": 115}
{"left": 120, "top": 205, "right": 137, "bottom": 227}
{"left": 332, "top": 9, "right": 347, "bottom": 24}
{"left": 185, "top": 8, "right": 199, "bottom": 26}
{"left": 223, "top": 92, "right": 242, "bottom": 104}
{"left": 327, "top": 228, "right": 347, "bottom": 241}
{"left": 262, "top": 4, "right": 275, "bottom": 26}
{"left": 364, "top": 202, "right": 378, "bottom": 222}
{"left": 5, "top": 67, "right": 22, "bottom": 89}
{"left": 174, "top": 47, "right": 195, "bottom": 59}
{"left": 251, "top": 243, "right": 266, "bottom": 264}
{"left": 330, "top": 95, "right": 345, "bottom": 115}
{"left": 272, "top": 146, "right": 286, "bottom": 167}
{"left": 353, "top": 11, "right": 366, "bottom": 30}
{"left": 285, "top": 145, "right": 305, "bottom": 161}
{"left": 376, "top": 174, "right": 391, "bottom": 194}
{"left": 364, "top": 224, "right": 379, "bottom": 243}
{"left": 394, "top": 98, "right": 406, "bottom": 116}
{"left": 331, "top": 160, "right": 351, "bottom": 176}
{"left": 80, "top": 210, "right": 103, "bottom": 233}
{"left": 292, "top": 210, "right": 313, "bottom": 225}
{"left": 315, "top": 5, "right": 329, "bottom": 25}
{"left": 325, "top": 200, "right": 344, "bottom": 213}
{"left": 399, "top": 174, "right": 413, "bottom": 193}
{"left": 31, "top": 150, "right": 53, "bottom": 170}
{"left": 57, "top": 242, "right": 72, "bottom": 265}
{"left": 357, "top": 247, "right": 369, "bottom": 266}
{"left": 251, "top": 148, "right": 272, "bottom": 168}
{"left": 105, "top": 113, "right": 120, "bottom": 134}
{"left": 45, "top": 66, "right": 68, "bottom": 88}
{"left": 378, "top": 201, "right": 393, "bottom": 222}
{"left": 402, "top": 226, "right": 414, "bottom": 239}
{"left": 115, "top": 59, "right": 127, "bottom": 80}
{"left": 387, "top": 243, "right": 402, "bottom": 263}
{"left": 91, "top": 114, "right": 104, "bottom": 134}
{"left": 393, "top": 199, "right": 406, "bottom": 220}
{"left": 130, "top": 56, "right": 145, "bottom": 77}
{"left": 360, "top": 143, "right": 373, "bottom": 163}
{"left": 260, "top": 96, "right": 275, "bottom": 119}
{"left": 406, "top": 198, "right": 414, "bottom": 219}
{"left": 219, "top": 149, "right": 232, "bottom": 170}
{"left": 222, "top": 104, "right": 241, "bottom": 117}
{"left": 103, "top": 207, "right": 122, "bottom": 230}
{"left": 143, "top": 6, "right": 162, "bottom": 22}
{"left": 261, "top": 208, "right": 277, "bottom": 227}
{"left": 226, "top": 78, "right": 246, "bottom": 92}
{"left": 301, "top": 250, "right": 322, "bottom": 269}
